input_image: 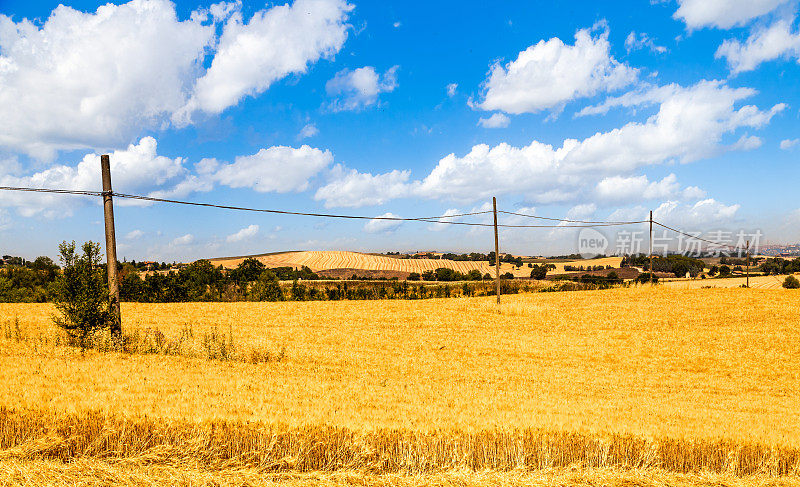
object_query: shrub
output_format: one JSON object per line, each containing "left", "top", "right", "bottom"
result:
{"left": 434, "top": 267, "right": 462, "bottom": 281}
{"left": 407, "top": 272, "right": 421, "bottom": 281}
{"left": 529, "top": 264, "right": 549, "bottom": 280}
{"left": 250, "top": 270, "right": 283, "bottom": 301}
{"left": 51, "top": 241, "right": 113, "bottom": 347}
{"left": 290, "top": 280, "right": 307, "bottom": 300}
{"left": 635, "top": 273, "right": 659, "bottom": 284}
{"left": 783, "top": 275, "right": 800, "bottom": 289}
{"left": 465, "top": 269, "right": 483, "bottom": 281}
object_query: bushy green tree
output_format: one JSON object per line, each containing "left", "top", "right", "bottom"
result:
{"left": 465, "top": 269, "right": 483, "bottom": 281}
{"left": 290, "top": 279, "right": 307, "bottom": 300}
{"left": 529, "top": 264, "right": 549, "bottom": 280}
{"left": 51, "top": 241, "right": 112, "bottom": 346}
{"left": 434, "top": 267, "right": 462, "bottom": 281}
{"left": 250, "top": 270, "right": 283, "bottom": 301}
{"left": 232, "top": 258, "right": 266, "bottom": 283}
{"left": 635, "top": 272, "right": 658, "bottom": 284}
{"left": 783, "top": 275, "right": 800, "bottom": 289}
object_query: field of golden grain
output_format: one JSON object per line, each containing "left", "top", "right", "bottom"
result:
{"left": 662, "top": 273, "right": 796, "bottom": 289}
{"left": 1, "top": 287, "right": 799, "bottom": 485}
{"left": 210, "top": 250, "right": 623, "bottom": 277}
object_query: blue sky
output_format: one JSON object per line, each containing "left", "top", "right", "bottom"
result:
{"left": 0, "top": 0, "right": 798, "bottom": 261}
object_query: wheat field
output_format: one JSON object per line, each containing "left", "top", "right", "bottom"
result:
{"left": 1, "top": 287, "right": 799, "bottom": 484}
{"left": 662, "top": 273, "right": 796, "bottom": 289}
{"left": 209, "top": 250, "right": 623, "bottom": 277}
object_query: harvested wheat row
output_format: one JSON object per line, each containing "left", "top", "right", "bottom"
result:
{"left": 1, "top": 409, "right": 798, "bottom": 476}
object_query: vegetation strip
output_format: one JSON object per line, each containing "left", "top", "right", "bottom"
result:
{"left": 2, "top": 463, "right": 799, "bottom": 487}
{"left": 1, "top": 409, "right": 799, "bottom": 476}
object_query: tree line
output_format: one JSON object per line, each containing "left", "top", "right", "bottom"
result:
{"left": 621, "top": 254, "right": 706, "bottom": 277}
{"left": 0, "top": 243, "right": 540, "bottom": 303}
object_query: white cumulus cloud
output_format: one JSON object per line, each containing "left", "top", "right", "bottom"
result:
{"left": 780, "top": 138, "right": 800, "bottom": 149}
{"left": 0, "top": 0, "right": 352, "bottom": 158}
{"left": 363, "top": 212, "right": 403, "bottom": 233}
{"left": 316, "top": 80, "right": 783, "bottom": 209}
{"left": 674, "top": 0, "right": 792, "bottom": 29}
{"left": 1, "top": 139, "right": 336, "bottom": 216}
{"left": 0, "top": 0, "right": 213, "bottom": 159}
{"left": 0, "top": 137, "right": 187, "bottom": 215}
{"left": 715, "top": 18, "right": 800, "bottom": 73}
{"left": 730, "top": 134, "right": 763, "bottom": 151}
{"left": 446, "top": 83, "right": 458, "bottom": 97}
{"left": 125, "top": 229, "right": 145, "bottom": 240}
{"left": 478, "top": 113, "right": 510, "bottom": 128}
{"left": 625, "top": 31, "right": 667, "bottom": 53}
{"left": 326, "top": 65, "right": 398, "bottom": 111}
{"left": 653, "top": 199, "right": 740, "bottom": 227}
{"left": 478, "top": 25, "right": 637, "bottom": 114}
{"left": 178, "top": 0, "right": 351, "bottom": 121}
{"left": 428, "top": 208, "right": 461, "bottom": 232}
{"left": 171, "top": 234, "right": 194, "bottom": 246}
{"left": 213, "top": 145, "right": 332, "bottom": 193}
{"left": 596, "top": 174, "right": 677, "bottom": 202}
{"left": 298, "top": 123, "right": 319, "bottom": 139}
{"left": 226, "top": 224, "right": 259, "bottom": 242}
{"left": 315, "top": 165, "right": 412, "bottom": 207}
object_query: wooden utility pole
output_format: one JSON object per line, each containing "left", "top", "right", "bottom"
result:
{"left": 100, "top": 155, "right": 122, "bottom": 336}
{"left": 649, "top": 210, "right": 654, "bottom": 285}
{"left": 493, "top": 197, "right": 500, "bottom": 304}
{"left": 746, "top": 240, "right": 750, "bottom": 288}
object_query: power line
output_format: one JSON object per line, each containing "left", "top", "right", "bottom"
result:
{"left": 653, "top": 221, "right": 743, "bottom": 251}
{"left": 112, "top": 191, "right": 496, "bottom": 224}
{"left": 0, "top": 186, "right": 104, "bottom": 197}
{"left": 0, "top": 185, "right": 651, "bottom": 229}
{"left": 112, "top": 192, "right": 643, "bottom": 228}
{"left": 0, "top": 186, "right": 490, "bottom": 224}
{"left": 498, "top": 210, "right": 644, "bottom": 225}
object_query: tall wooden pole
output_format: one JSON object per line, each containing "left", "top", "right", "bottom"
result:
{"left": 746, "top": 240, "right": 750, "bottom": 288}
{"left": 493, "top": 197, "right": 500, "bottom": 304}
{"left": 101, "top": 155, "right": 121, "bottom": 336}
{"left": 649, "top": 210, "right": 653, "bottom": 285}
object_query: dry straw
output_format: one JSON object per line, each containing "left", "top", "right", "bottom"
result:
{"left": 1, "top": 409, "right": 798, "bottom": 476}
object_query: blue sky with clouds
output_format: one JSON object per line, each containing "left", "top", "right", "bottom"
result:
{"left": 0, "top": 0, "right": 799, "bottom": 261}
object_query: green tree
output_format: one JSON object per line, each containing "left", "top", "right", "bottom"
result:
{"left": 250, "top": 270, "right": 283, "bottom": 301}
{"left": 434, "top": 267, "right": 462, "bottom": 281}
{"left": 51, "top": 241, "right": 113, "bottom": 347}
{"left": 465, "top": 269, "right": 483, "bottom": 281}
{"left": 529, "top": 264, "right": 549, "bottom": 280}
{"left": 635, "top": 272, "right": 658, "bottom": 284}
{"left": 233, "top": 258, "right": 266, "bottom": 283}
{"left": 783, "top": 275, "right": 800, "bottom": 289}
{"left": 290, "top": 279, "right": 307, "bottom": 300}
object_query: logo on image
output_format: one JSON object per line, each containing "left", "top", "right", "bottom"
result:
{"left": 577, "top": 228, "right": 609, "bottom": 259}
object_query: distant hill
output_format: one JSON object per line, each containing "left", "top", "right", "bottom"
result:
{"left": 209, "top": 250, "right": 623, "bottom": 278}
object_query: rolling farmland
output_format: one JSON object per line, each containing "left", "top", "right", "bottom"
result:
{"left": 662, "top": 273, "right": 797, "bottom": 289}
{"left": 210, "top": 250, "right": 624, "bottom": 278}
{"left": 2, "top": 287, "right": 800, "bottom": 485}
